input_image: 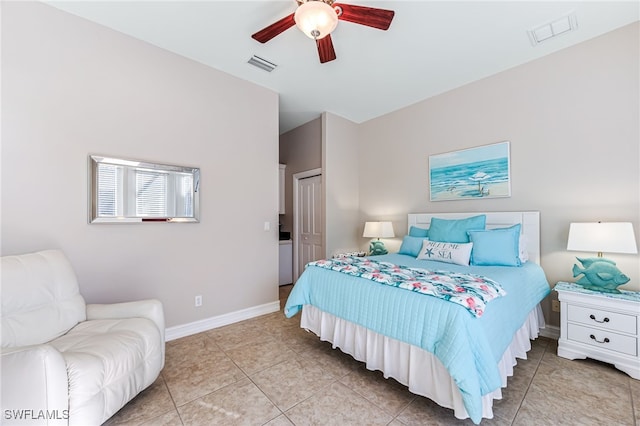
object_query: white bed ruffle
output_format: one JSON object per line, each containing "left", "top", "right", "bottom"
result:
{"left": 300, "top": 304, "right": 545, "bottom": 421}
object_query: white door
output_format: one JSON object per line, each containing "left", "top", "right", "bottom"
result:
{"left": 297, "top": 174, "right": 323, "bottom": 278}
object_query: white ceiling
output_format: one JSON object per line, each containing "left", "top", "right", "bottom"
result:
{"left": 46, "top": 1, "right": 639, "bottom": 134}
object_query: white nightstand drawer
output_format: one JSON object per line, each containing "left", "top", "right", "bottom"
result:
{"left": 567, "top": 304, "right": 637, "bottom": 335}
{"left": 567, "top": 323, "right": 637, "bottom": 356}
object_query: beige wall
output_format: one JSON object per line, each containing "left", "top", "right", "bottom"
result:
{"left": 1, "top": 2, "right": 280, "bottom": 328}
{"left": 356, "top": 22, "right": 639, "bottom": 326}
{"left": 323, "top": 113, "right": 361, "bottom": 257}
{"left": 280, "top": 113, "right": 361, "bottom": 258}
{"left": 278, "top": 117, "right": 322, "bottom": 233}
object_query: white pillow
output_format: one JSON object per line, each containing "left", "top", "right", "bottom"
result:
{"left": 519, "top": 234, "right": 529, "bottom": 263}
{"left": 417, "top": 240, "right": 473, "bottom": 266}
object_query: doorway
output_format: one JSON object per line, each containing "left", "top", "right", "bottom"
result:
{"left": 293, "top": 169, "right": 323, "bottom": 281}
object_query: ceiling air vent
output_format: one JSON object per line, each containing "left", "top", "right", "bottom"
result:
{"left": 528, "top": 12, "right": 578, "bottom": 46}
{"left": 248, "top": 55, "right": 277, "bottom": 72}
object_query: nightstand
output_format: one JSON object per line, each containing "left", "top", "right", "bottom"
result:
{"left": 555, "top": 282, "right": 640, "bottom": 379}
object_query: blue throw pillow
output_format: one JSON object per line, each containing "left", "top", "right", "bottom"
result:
{"left": 467, "top": 224, "right": 522, "bottom": 267}
{"left": 398, "top": 236, "right": 427, "bottom": 257}
{"left": 428, "top": 215, "right": 486, "bottom": 243}
{"left": 409, "top": 226, "right": 429, "bottom": 238}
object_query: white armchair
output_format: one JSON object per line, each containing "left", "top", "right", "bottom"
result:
{"left": 1, "top": 250, "right": 165, "bottom": 426}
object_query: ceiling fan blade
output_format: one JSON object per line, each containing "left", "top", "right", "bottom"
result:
{"left": 316, "top": 34, "right": 337, "bottom": 64}
{"left": 251, "top": 13, "right": 296, "bottom": 43}
{"left": 335, "top": 3, "right": 395, "bottom": 30}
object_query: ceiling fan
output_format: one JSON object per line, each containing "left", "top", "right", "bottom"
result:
{"left": 251, "top": 0, "right": 395, "bottom": 64}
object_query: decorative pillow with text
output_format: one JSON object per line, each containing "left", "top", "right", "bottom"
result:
{"left": 417, "top": 240, "right": 473, "bottom": 266}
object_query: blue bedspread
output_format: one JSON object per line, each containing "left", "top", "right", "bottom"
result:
{"left": 284, "top": 253, "right": 550, "bottom": 424}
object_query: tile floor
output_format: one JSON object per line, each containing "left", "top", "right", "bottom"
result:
{"left": 105, "top": 285, "right": 640, "bottom": 425}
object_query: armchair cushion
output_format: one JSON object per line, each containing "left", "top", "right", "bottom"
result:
{"left": 49, "top": 318, "right": 163, "bottom": 424}
{"left": 1, "top": 250, "right": 85, "bottom": 348}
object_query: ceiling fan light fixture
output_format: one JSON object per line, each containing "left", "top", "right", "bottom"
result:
{"left": 294, "top": 1, "right": 338, "bottom": 40}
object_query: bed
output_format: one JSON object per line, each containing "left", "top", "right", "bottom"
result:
{"left": 284, "top": 211, "right": 550, "bottom": 424}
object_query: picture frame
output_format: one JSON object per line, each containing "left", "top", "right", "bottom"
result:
{"left": 429, "top": 141, "right": 511, "bottom": 201}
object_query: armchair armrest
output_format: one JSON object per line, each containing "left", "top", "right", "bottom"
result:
{"left": 1, "top": 345, "right": 69, "bottom": 425}
{"left": 86, "top": 299, "right": 165, "bottom": 344}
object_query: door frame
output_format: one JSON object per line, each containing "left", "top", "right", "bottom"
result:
{"left": 292, "top": 168, "right": 322, "bottom": 281}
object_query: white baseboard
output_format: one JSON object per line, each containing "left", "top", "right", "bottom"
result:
{"left": 165, "top": 300, "right": 281, "bottom": 341}
{"left": 539, "top": 325, "right": 560, "bottom": 340}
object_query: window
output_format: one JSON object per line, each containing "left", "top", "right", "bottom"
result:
{"left": 89, "top": 156, "right": 199, "bottom": 223}
{"left": 96, "top": 163, "right": 123, "bottom": 217}
{"left": 135, "top": 169, "right": 168, "bottom": 217}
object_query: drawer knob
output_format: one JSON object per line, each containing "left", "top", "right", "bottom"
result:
{"left": 589, "top": 334, "right": 610, "bottom": 344}
{"left": 589, "top": 314, "right": 610, "bottom": 324}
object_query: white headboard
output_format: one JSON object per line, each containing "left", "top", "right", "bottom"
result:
{"left": 407, "top": 211, "right": 541, "bottom": 265}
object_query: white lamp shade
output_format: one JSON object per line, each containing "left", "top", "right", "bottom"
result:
{"left": 363, "top": 221, "right": 395, "bottom": 239}
{"left": 567, "top": 222, "right": 638, "bottom": 254}
{"left": 294, "top": 1, "right": 338, "bottom": 40}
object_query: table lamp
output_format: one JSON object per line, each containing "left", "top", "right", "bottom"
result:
{"left": 363, "top": 221, "right": 395, "bottom": 255}
{"left": 567, "top": 222, "right": 638, "bottom": 293}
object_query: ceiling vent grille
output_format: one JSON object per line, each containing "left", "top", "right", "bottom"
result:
{"left": 248, "top": 55, "right": 277, "bottom": 72}
{"left": 528, "top": 12, "right": 578, "bottom": 46}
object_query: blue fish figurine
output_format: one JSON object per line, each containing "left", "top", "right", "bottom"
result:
{"left": 572, "top": 256, "right": 630, "bottom": 293}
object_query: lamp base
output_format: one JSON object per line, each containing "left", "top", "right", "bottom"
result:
{"left": 369, "top": 240, "right": 388, "bottom": 256}
{"left": 572, "top": 256, "right": 630, "bottom": 294}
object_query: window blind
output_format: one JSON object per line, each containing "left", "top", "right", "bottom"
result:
{"left": 97, "top": 164, "right": 122, "bottom": 217}
{"left": 136, "top": 170, "right": 167, "bottom": 217}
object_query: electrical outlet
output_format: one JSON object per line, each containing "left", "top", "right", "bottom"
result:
{"left": 195, "top": 295, "right": 202, "bottom": 307}
{"left": 551, "top": 300, "right": 560, "bottom": 312}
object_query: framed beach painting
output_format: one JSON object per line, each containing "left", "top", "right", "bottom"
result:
{"left": 429, "top": 141, "right": 511, "bottom": 201}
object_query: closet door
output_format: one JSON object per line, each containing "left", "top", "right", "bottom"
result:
{"left": 297, "top": 174, "right": 323, "bottom": 278}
